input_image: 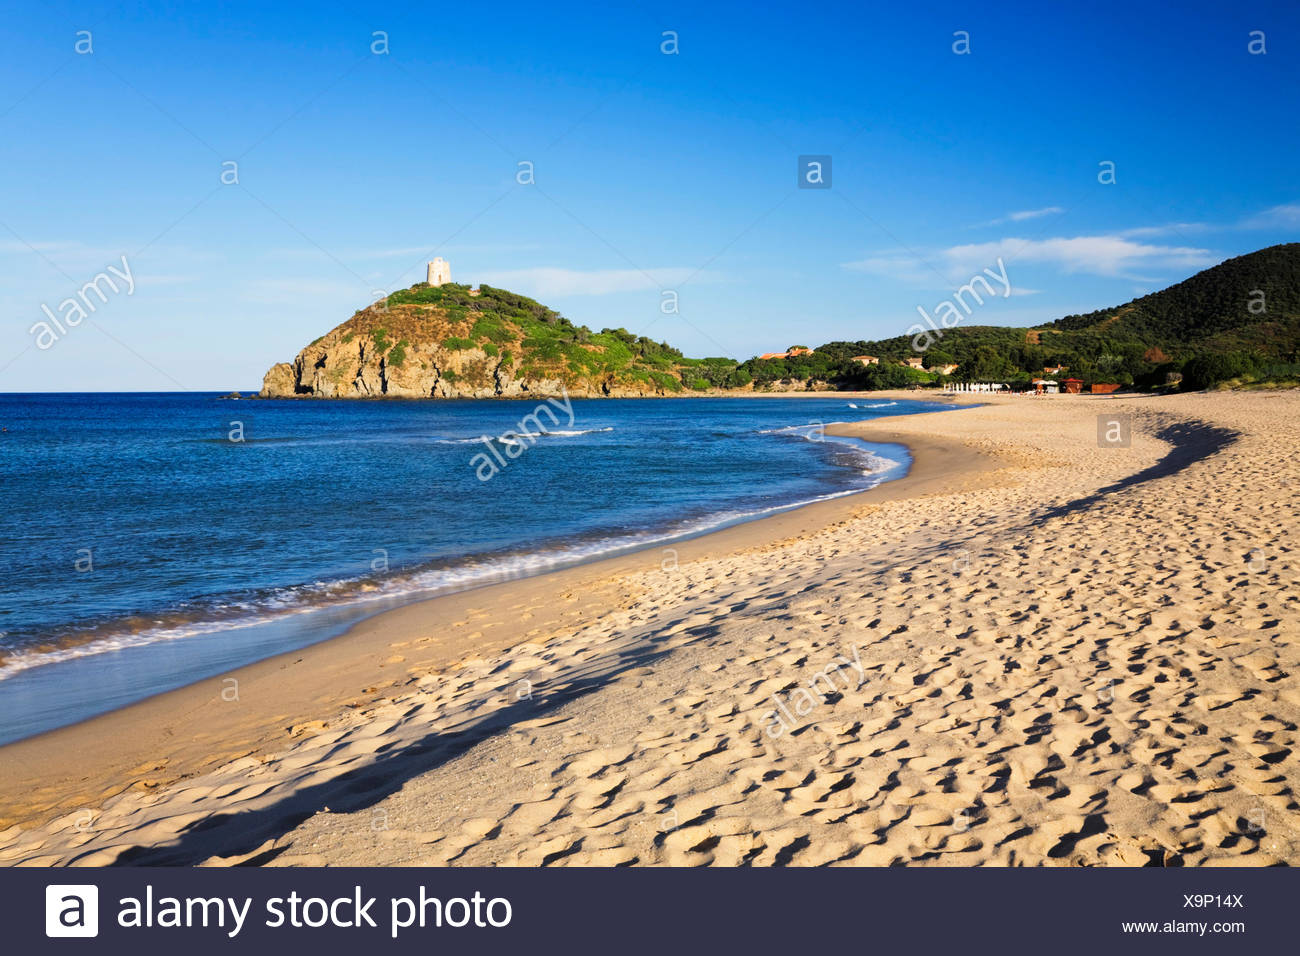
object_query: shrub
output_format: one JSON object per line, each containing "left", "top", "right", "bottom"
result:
{"left": 471, "top": 313, "right": 514, "bottom": 344}
{"left": 649, "top": 371, "right": 682, "bottom": 392}
{"left": 1180, "top": 352, "right": 1256, "bottom": 390}
{"left": 386, "top": 285, "right": 446, "bottom": 307}
{"left": 1253, "top": 362, "right": 1300, "bottom": 384}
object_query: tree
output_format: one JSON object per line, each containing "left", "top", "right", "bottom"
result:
{"left": 1180, "top": 352, "right": 1256, "bottom": 390}
{"left": 960, "top": 345, "right": 1014, "bottom": 381}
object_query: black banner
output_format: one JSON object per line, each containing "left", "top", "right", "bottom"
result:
{"left": 9, "top": 867, "right": 1291, "bottom": 953}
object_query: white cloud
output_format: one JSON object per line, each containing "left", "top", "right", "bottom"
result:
{"left": 1241, "top": 203, "right": 1300, "bottom": 229}
{"left": 977, "top": 206, "right": 1063, "bottom": 227}
{"left": 0, "top": 239, "right": 81, "bottom": 253}
{"left": 839, "top": 253, "right": 938, "bottom": 285}
{"left": 242, "top": 277, "right": 375, "bottom": 305}
{"left": 475, "top": 267, "right": 719, "bottom": 297}
{"left": 844, "top": 234, "right": 1218, "bottom": 284}
{"left": 1118, "top": 222, "right": 1210, "bottom": 238}
{"left": 268, "top": 242, "right": 549, "bottom": 262}
{"left": 944, "top": 236, "right": 1217, "bottom": 277}
{"left": 131, "top": 273, "right": 201, "bottom": 287}
{"left": 0, "top": 239, "right": 135, "bottom": 272}
{"left": 1004, "top": 206, "right": 1063, "bottom": 222}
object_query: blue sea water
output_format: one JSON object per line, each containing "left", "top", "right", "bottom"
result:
{"left": 0, "top": 392, "right": 946, "bottom": 742}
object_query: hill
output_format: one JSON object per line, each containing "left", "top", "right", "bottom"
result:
{"left": 737, "top": 243, "right": 1300, "bottom": 390}
{"left": 1044, "top": 243, "right": 1300, "bottom": 350}
{"left": 261, "top": 244, "right": 1300, "bottom": 398}
{"left": 260, "top": 283, "right": 749, "bottom": 398}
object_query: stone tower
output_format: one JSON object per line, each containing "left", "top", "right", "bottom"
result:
{"left": 427, "top": 257, "right": 450, "bottom": 287}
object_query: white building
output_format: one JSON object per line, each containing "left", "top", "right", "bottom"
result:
{"left": 427, "top": 257, "right": 451, "bottom": 287}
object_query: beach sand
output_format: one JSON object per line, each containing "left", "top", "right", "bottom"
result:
{"left": 2, "top": 390, "right": 1297, "bottom": 866}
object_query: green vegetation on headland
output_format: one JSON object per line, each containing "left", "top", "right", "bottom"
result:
{"left": 384, "top": 282, "right": 754, "bottom": 391}
{"left": 260, "top": 281, "right": 758, "bottom": 398}
{"left": 261, "top": 244, "right": 1300, "bottom": 398}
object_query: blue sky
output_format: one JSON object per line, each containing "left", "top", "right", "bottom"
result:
{"left": 1, "top": 0, "right": 1297, "bottom": 390}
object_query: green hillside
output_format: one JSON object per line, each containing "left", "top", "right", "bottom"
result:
{"left": 381, "top": 282, "right": 748, "bottom": 392}
{"left": 261, "top": 281, "right": 751, "bottom": 399}
{"left": 739, "top": 243, "right": 1300, "bottom": 391}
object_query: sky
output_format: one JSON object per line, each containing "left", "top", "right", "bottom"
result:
{"left": 0, "top": 0, "right": 1297, "bottom": 391}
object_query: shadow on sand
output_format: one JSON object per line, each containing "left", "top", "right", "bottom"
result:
{"left": 1033, "top": 419, "right": 1240, "bottom": 524}
{"left": 109, "top": 619, "right": 720, "bottom": 866}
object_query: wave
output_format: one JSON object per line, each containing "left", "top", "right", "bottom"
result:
{"left": 0, "top": 456, "right": 897, "bottom": 679}
{"left": 0, "top": 420, "right": 903, "bottom": 680}
{"left": 751, "top": 424, "right": 906, "bottom": 480}
{"left": 433, "top": 426, "right": 613, "bottom": 445}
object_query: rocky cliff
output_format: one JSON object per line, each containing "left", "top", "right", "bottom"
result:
{"left": 260, "top": 283, "right": 738, "bottom": 399}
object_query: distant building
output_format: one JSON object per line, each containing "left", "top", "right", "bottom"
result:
{"left": 787, "top": 347, "right": 813, "bottom": 357}
{"left": 902, "top": 356, "right": 925, "bottom": 369}
{"left": 427, "top": 257, "right": 451, "bottom": 287}
{"left": 759, "top": 352, "right": 789, "bottom": 360}
{"left": 1044, "top": 365, "right": 1068, "bottom": 376}
{"left": 1090, "top": 383, "right": 1121, "bottom": 394}
{"left": 1063, "top": 377, "right": 1084, "bottom": 394}
{"left": 851, "top": 355, "right": 878, "bottom": 366}
{"left": 929, "top": 363, "right": 958, "bottom": 375}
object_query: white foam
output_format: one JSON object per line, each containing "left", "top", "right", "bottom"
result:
{"left": 0, "top": 420, "right": 904, "bottom": 680}
{"left": 435, "top": 426, "right": 613, "bottom": 445}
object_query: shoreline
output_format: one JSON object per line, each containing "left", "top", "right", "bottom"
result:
{"left": 243, "top": 388, "right": 979, "bottom": 402}
{"left": 4, "top": 390, "right": 1295, "bottom": 866}
{"left": 0, "top": 395, "right": 995, "bottom": 831}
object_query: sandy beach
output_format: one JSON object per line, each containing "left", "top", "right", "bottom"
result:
{"left": 2, "top": 389, "right": 1297, "bottom": 867}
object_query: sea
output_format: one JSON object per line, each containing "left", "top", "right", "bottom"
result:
{"left": 0, "top": 392, "right": 949, "bottom": 743}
